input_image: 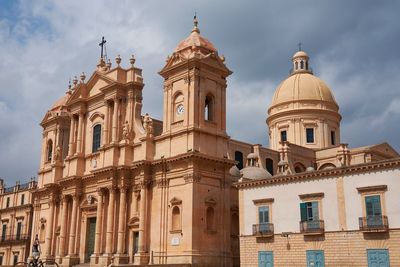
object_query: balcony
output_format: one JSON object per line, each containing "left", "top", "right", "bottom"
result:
{"left": 0, "top": 234, "right": 30, "bottom": 245}
{"left": 359, "top": 215, "right": 389, "bottom": 232}
{"left": 300, "top": 220, "right": 324, "bottom": 235}
{"left": 252, "top": 223, "right": 274, "bottom": 237}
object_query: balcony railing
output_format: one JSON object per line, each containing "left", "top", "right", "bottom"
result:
{"left": 0, "top": 234, "right": 30, "bottom": 245}
{"left": 252, "top": 223, "right": 274, "bottom": 237}
{"left": 359, "top": 215, "right": 389, "bottom": 232}
{"left": 300, "top": 220, "right": 325, "bottom": 235}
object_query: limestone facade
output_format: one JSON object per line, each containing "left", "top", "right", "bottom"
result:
{"left": 0, "top": 179, "right": 37, "bottom": 265}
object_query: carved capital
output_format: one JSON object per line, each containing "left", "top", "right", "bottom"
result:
{"left": 97, "top": 187, "right": 105, "bottom": 196}
{"left": 107, "top": 186, "right": 117, "bottom": 194}
{"left": 156, "top": 178, "right": 168, "bottom": 188}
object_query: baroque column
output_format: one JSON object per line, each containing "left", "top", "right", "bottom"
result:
{"left": 68, "top": 116, "right": 76, "bottom": 156}
{"left": 58, "top": 195, "right": 69, "bottom": 257}
{"left": 68, "top": 194, "right": 79, "bottom": 256}
{"left": 117, "top": 186, "right": 128, "bottom": 254}
{"left": 93, "top": 189, "right": 104, "bottom": 256}
{"left": 138, "top": 182, "right": 147, "bottom": 253}
{"left": 105, "top": 186, "right": 116, "bottom": 255}
{"left": 103, "top": 101, "right": 110, "bottom": 145}
{"left": 111, "top": 99, "right": 120, "bottom": 143}
{"left": 44, "top": 195, "right": 55, "bottom": 258}
{"left": 76, "top": 113, "right": 84, "bottom": 154}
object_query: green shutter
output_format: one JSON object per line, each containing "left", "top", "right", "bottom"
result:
{"left": 365, "top": 196, "right": 381, "bottom": 216}
{"left": 300, "top": 203, "right": 307, "bottom": 221}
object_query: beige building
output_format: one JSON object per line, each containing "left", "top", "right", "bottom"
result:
{"left": 0, "top": 178, "right": 37, "bottom": 265}
{"left": 237, "top": 50, "right": 400, "bottom": 267}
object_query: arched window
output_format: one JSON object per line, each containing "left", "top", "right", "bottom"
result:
{"left": 206, "top": 207, "right": 215, "bottom": 231}
{"left": 172, "top": 206, "right": 181, "bottom": 231}
{"left": 300, "top": 60, "right": 304, "bottom": 69}
{"left": 46, "top": 140, "right": 53, "bottom": 162}
{"left": 235, "top": 151, "right": 244, "bottom": 170}
{"left": 306, "top": 61, "right": 309, "bottom": 70}
{"left": 295, "top": 61, "right": 298, "bottom": 70}
{"left": 266, "top": 158, "right": 274, "bottom": 175}
{"left": 92, "top": 124, "right": 101, "bottom": 152}
{"left": 205, "top": 95, "right": 214, "bottom": 121}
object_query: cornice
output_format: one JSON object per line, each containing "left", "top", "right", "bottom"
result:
{"left": 236, "top": 157, "right": 400, "bottom": 189}
{"left": 0, "top": 204, "right": 33, "bottom": 213}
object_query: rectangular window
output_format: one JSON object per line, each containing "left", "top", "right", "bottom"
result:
{"left": 0, "top": 255, "right": 3, "bottom": 265}
{"left": 280, "top": 130, "right": 287, "bottom": 142}
{"left": 1, "top": 225, "right": 6, "bottom": 241}
{"left": 6, "top": 197, "right": 10, "bottom": 208}
{"left": 13, "top": 254, "right": 18, "bottom": 266}
{"left": 307, "top": 250, "right": 325, "bottom": 267}
{"left": 306, "top": 128, "right": 314, "bottom": 143}
{"left": 331, "top": 131, "right": 335, "bottom": 145}
{"left": 365, "top": 195, "right": 383, "bottom": 227}
{"left": 258, "top": 251, "right": 273, "bottom": 267}
{"left": 258, "top": 206, "right": 269, "bottom": 224}
{"left": 300, "top": 201, "right": 319, "bottom": 221}
{"left": 16, "top": 222, "right": 22, "bottom": 240}
{"left": 21, "top": 194, "right": 25, "bottom": 205}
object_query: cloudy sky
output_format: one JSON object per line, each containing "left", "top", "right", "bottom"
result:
{"left": 1, "top": 0, "right": 400, "bottom": 184}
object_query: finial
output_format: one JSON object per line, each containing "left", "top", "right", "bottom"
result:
{"left": 130, "top": 54, "right": 135, "bottom": 67}
{"left": 80, "top": 72, "right": 86, "bottom": 83}
{"left": 115, "top": 55, "right": 121, "bottom": 66}
{"left": 106, "top": 59, "right": 112, "bottom": 69}
{"left": 298, "top": 42, "right": 302, "bottom": 51}
{"left": 192, "top": 13, "right": 200, "bottom": 33}
{"left": 73, "top": 76, "right": 78, "bottom": 87}
{"left": 68, "top": 79, "right": 72, "bottom": 90}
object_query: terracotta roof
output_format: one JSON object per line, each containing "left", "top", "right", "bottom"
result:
{"left": 174, "top": 29, "right": 217, "bottom": 53}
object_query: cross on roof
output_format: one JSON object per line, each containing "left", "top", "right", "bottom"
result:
{"left": 99, "top": 36, "right": 107, "bottom": 59}
{"left": 298, "top": 42, "right": 302, "bottom": 51}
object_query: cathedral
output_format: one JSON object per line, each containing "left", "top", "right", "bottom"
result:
{"left": 30, "top": 15, "right": 400, "bottom": 267}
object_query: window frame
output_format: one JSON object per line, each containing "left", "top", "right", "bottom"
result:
{"left": 306, "top": 128, "right": 315, "bottom": 144}
{"left": 92, "top": 123, "right": 102, "bottom": 153}
{"left": 298, "top": 193, "right": 324, "bottom": 222}
{"left": 280, "top": 130, "right": 287, "bottom": 142}
{"left": 357, "top": 185, "right": 387, "bottom": 219}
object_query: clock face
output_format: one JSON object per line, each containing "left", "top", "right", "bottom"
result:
{"left": 176, "top": 104, "right": 184, "bottom": 115}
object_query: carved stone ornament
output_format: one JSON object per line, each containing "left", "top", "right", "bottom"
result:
{"left": 184, "top": 173, "right": 201, "bottom": 183}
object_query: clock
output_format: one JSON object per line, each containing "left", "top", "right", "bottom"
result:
{"left": 176, "top": 104, "right": 184, "bottom": 115}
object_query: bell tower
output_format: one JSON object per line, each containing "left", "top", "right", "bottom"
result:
{"left": 159, "top": 16, "right": 232, "bottom": 158}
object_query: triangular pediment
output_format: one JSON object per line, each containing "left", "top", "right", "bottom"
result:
{"left": 85, "top": 72, "right": 117, "bottom": 98}
{"left": 160, "top": 53, "right": 188, "bottom": 73}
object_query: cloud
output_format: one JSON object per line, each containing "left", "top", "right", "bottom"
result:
{"left": 1, "top": 1, "right": 400, "bottom": 183}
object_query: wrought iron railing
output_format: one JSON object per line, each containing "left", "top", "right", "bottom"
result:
{"left": 19, "top": 182, "right": 30, "bottom": 190}
{"left": 359, "top": 215, "right": 389, "bottom": 231}
{"left": 0, "top": 234, "right": 30, "bottom": 244}
{"left": 3, "top": 186, "right": 14, "bottom": 193}
{"left": 252, "top": 223, "right": 274, "bottom": 236}
{"left": 300, "top": 220, "right": 324, "bottom": 234}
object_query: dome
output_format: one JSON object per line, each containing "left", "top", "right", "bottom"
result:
{"left": 246, "top": 153, "right": 257, "bottom": 160}
{"left": 50, "top": 93, "right": 71, "bottom": 111}
{"left": 174, "top": 16, "right": 217, "bottom": 53}
{"left": 240, "top": 166, "right": 272, "bottom": 180}
{"left": 270, "top": 72, "right": 338, "bottom": 108}
{"left": 293, "top": 50, "right": 309, "bottom": 59}
{"left": 229, "top": 165, "right": 240, "bottom": 177}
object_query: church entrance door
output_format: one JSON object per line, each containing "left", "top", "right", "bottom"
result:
{"left": 85, "top": 217, "right": 96, "bottom": 263}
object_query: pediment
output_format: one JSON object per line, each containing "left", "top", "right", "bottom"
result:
{"left": 160, "top": 53, "right": 188, "bottom": 72}
{"left": 128, "top": 216, "right": 140, "bottom": 228}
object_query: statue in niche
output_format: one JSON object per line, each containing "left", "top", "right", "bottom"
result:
{"left": 54, "top": 146, "right": 61, "bottom": 161}
{"left": 122, "top": 121, "right": 130, "bottom": 140}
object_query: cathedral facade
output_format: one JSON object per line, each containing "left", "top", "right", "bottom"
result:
{"left": 34, "top": 18, "right": 242, "bottom": 267}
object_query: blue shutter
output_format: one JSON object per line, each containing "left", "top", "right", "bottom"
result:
{"left": 259, "top": 206, "right": 269, "bottom": 223}
{"left": 367, "top": 249, "right": 389, "bottom": 267}
{"left": 259, "top": 251, "right": 273, "bottom": 267}
{"left": 307, "top": 250, "right": 325, "bottom": 267}
{"left": 300, "top": 203, "right": 307, "bottom": 221}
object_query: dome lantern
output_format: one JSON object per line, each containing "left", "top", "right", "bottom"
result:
{"left": 291, "top": 49, "right": 312, "bottom": 75}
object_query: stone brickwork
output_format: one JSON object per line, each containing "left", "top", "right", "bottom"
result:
{"left": 240, "top": 230, "right": 400, "bottom": 266}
